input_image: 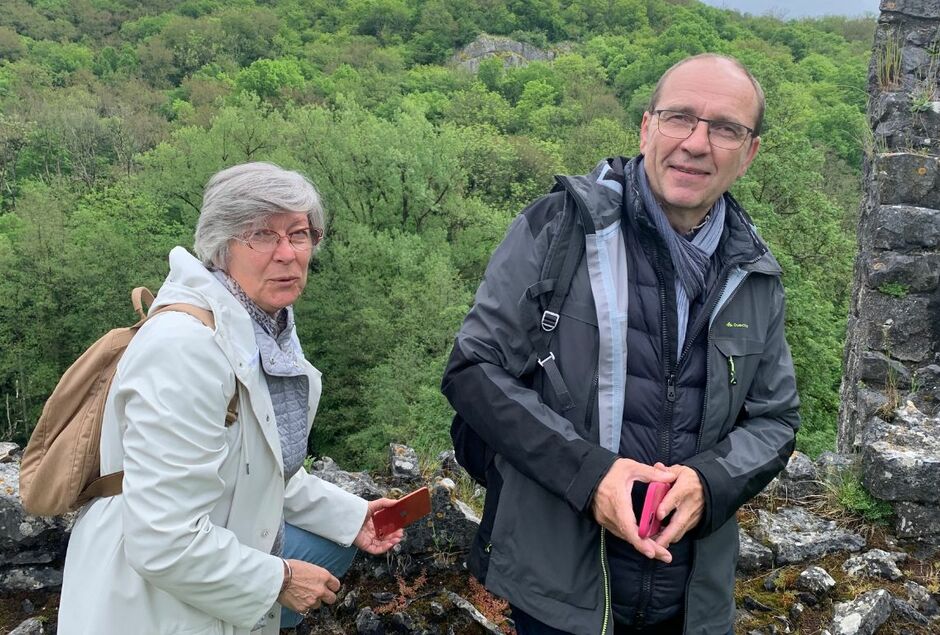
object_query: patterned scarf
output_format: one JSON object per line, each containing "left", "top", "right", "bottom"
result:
{"left": 636, "top": 158, "right": 725, "bottom": 357}
{"left": 212, "top": 270, "right": 288, "bottom": 337}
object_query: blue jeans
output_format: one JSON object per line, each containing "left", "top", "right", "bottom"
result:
{"left": 279, "top": 523, "right": 358, "bottom": 628}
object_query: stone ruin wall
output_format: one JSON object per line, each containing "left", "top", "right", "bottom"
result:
{"left": 839, "top": 0, "right": 940, "bottom": 547}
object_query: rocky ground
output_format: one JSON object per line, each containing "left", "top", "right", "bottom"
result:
{"left": 1, "top": 437, "right": 938, "bottom": 635}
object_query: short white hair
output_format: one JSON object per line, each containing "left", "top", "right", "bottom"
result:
{"left": 193, "top": 162, "right": 325, "bottom": 268}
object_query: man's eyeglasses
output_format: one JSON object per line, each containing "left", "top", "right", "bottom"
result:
{"left": 238, "top": 228, "right": 323, "bottom": 253}
{"left": 652, "top": 109, "right": 754, "bottom": 150}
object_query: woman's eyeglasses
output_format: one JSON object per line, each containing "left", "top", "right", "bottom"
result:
{"left": 238, "top": 228, "right": 323, "bottom": 252}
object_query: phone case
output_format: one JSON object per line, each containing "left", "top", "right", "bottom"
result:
{"left": 638, "top": 481, "right": 671, "bottom": 539}
{"left": 373, "top": 486, "right": 432, "bottom": 538}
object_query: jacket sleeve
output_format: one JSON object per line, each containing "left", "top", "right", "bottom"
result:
{"left": 684, "top": 281, "right": 800, "bottom": 536}
{"left": 283, "top": 467, "right": 368, "bottom": 547}
{"left": 442, "top": 205, "right": 618, "bottom": 514}
{"left": 118, "top": 313, "right": 282, "bottom": 629}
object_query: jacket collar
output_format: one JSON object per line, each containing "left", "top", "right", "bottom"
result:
{"left": 558, "top": 156, "right": 782, "bottom": 276}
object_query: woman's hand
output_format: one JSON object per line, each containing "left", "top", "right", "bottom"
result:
{"left": 353, "top": 498, "right": 405, "bottom": 554}
{"left": 277, "top": 559, "right": 340, "bottom": 613}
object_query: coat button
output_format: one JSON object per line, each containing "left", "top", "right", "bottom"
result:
{"left": 261, "top": 529, "right": 270, "bottom": 537}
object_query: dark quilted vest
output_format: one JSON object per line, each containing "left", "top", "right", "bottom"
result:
{"left": 607, "top": 198, "right": 723, "bottom": 627}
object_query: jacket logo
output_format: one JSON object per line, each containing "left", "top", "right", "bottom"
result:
{"left": 725, "top": 321, "right": 749, "bottom": 329}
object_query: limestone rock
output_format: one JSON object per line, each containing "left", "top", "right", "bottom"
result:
{"left": 392, "top": 477, "right": 479, "bottom": 558}
{"left": 737, "top": 529, "right": 773, "bottom": 573}
{"left": 815, "top": 452, "right": 858, "bottom": 481}
{"left": 0, "top": 566, "right": 63, "bottom": 592}
{"left": 752, "top": 507, "right": 865, "bottom": 564}
{"left": 856, "top": 295, "right": 933, "bottom": 362}
{"left": 903, "top": 580, "right": 940, "bottom": 617}
{"left": 789, "top": 602, "right": 805, "bottom": 624}
{"left": 0, "top": 442, "right": 19, "bottom": 463}
{"left": 355, "top": 607, "right": 384, "bottom": 635}
{"left": 765, "top": 451, "right": 821, "bottom": 501}
{"left": 912, "top": 364, "right": 940, "bottom": 409}
{"left": 8, "top": 618, "right": 45, "bottom": 635}
{"left": 861, "top": 403, "right": 940, "bottom": 503}
{"left": 841, "top": 549, "right": 907, "bottom": 580}
{"left": 389, "top": 444, "right": 421, "bottom": 481}
{"left": 437, "top": 450, "right": 461, "bottom": 476}
{"left": 894, "top": 500, "right": 940, "bottom": 539}
{"left": 890, "top": 596, "right": 931, "bottom": 625}
{"left": 311, "top": 456, "right": 385, "bottom": 500}
{"left": 444, "top": 590, "right": 503, "bottom": 635}
{"left": 451, "top": 34, "right": 554, "bottom": 73}
{"left": 859, "top": 351, "right": 911, "bottom": 389}
{"left": 867, "top": 252, "right": 940, "bottom": 293}
{"left": 875, "top": 155, "right": 940, "bottom": 210}
{"left": 830, "top": 589, "right": 892, "bottom": 635}
{"left": 882, "top": 0, "right": 940, "bottom": 20}
{"left": 796, "top": 566, "right": 837, "bottom": 597}
{"left": 0, "top": 461, "right": 71, "bottom": 563}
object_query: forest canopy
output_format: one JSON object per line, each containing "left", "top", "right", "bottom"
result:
{"left": 0, "top": 0, "right": 872, "bottom": 468}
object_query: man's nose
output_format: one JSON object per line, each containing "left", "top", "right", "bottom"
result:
{"left": 680, "top": 121, "right": 711, "bottom": 154}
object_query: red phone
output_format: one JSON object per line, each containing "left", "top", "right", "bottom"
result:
{"left": 373, "top": 486, "right": 432, "bottom": 538}
{"left": 638, "top": 482, "right": 671, "bottom": 539}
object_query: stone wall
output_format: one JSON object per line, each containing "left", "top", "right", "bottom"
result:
{"left": 839, "top": 0, "right": 940, "bottom": 546}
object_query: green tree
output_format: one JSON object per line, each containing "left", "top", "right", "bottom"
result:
{"left": 235, "top": 58, "right": 306, "bottom": 101}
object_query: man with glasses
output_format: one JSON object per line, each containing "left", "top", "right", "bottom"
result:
{"left": 443, "top": 54, "right": 799, "bottom": 634}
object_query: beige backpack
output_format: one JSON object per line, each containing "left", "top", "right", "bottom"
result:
{"left": 19, "top": 287, "right": 237, "bottom": 516}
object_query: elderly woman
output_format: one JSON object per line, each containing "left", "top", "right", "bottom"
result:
{"left": 57, "top": 162, "right": 403, "bottom": 634}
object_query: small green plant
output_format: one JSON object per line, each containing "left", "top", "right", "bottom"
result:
{"left": 876, "top": 32, "right": 903, "bottom": 90}
{"left": 877, "top": 282, "right": 909, "bottom": 298}
{"left": 451, "top": 467, "right": 485, "bottom": 516}
{"left": 832, "top": 471, "right": 894, "bottom": 524}
{"left": 910, "top": 91, "right": 933, "bottom": 113}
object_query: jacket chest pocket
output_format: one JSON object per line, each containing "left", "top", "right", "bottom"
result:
{"left": 713, "top": 337, "right": 765, "bottom": 428}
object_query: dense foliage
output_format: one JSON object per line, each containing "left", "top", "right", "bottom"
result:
{"left": 0, "top": 0, "right": 871, "bottom": 467}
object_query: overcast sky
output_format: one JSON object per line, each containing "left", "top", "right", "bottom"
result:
{"left": 699, "top": 0, "right": 881, "bottom": 18}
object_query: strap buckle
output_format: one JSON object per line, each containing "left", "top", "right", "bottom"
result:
{"left": 538, "top": 352, "right": 556, "bottom": 367}
{"left": 541, "top": 310, "right": 560, "bottom": 332}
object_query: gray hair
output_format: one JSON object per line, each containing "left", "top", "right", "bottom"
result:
{"left": 648, "top": 53, "right": 765, "bottom": 136}
{"left": 193, "top": 162, "right": 325, "bottom": 269}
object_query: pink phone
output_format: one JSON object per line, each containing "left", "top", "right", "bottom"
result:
{"left": 638, "top": 482, "right": 671, "bottom": 539}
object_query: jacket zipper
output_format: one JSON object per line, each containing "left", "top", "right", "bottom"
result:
{"left": 632, "top": 243, "right": 675, "bottom": 627}
{"left": 600, "top": 530, "right": 611, "bottom": 635}
{"left": 584, "top": 366, "right": 599, "bottom": 435}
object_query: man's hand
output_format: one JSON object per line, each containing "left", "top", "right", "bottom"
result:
{"left": 353, "top": 498, "right": 405, "bottom": 554}
{"left": 277, "top": 560, "right": 340, "bottom": 613}
{"left": 652, "top": 463, "right": 705, "bottom": 548}
{"left": 592, "top": 458, "right": 675, "bottom": 562}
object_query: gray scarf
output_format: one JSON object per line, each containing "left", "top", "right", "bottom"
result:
{"left": 212, "top": 271, "right": 288, "bottom": 337}
{"left": 636, "top": 158, "right": 725, "bottom": 357}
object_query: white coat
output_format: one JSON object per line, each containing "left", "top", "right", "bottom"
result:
{"left": 57, "top": 247, "right": 368, "bottom": 635}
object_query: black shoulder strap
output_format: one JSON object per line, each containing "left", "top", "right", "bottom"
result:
{"left": 526, "top": 192, "right": 587, "bottom": 412}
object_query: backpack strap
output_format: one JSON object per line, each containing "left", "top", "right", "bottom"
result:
{"left": 76, "top": 295, "right": 243, "bottom": 507}
{"left": 131, "top": 287, "right": 155, "bottom": 321}
{"left": 524, "top": 193, "right": 587, "bottom": 412}
{"left": 75, "top": 472, "right": 123, "bottom": 507}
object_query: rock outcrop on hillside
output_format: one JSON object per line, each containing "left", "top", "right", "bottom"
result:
{"left": 450, "top": 34, "right": 555, "bottom": 73}
{"left": 0, "top": 442, "right": 938, "bottom": 634}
